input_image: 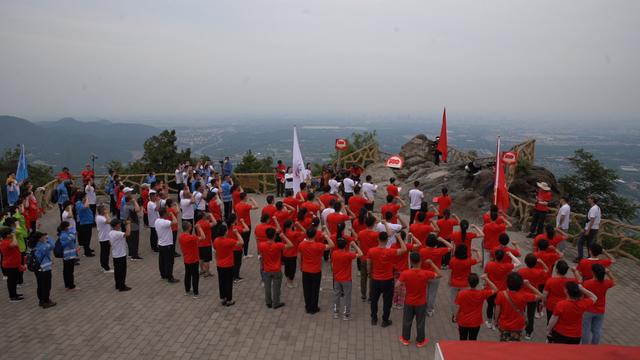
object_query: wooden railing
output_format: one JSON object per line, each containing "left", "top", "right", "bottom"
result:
{"left": 333, "top": 142, "right": 380, "bottom": 169}
{"left": 509, "top": 193, "right": 640, "bottom": 262}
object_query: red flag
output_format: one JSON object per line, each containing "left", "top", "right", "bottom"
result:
{"left": 494, "top": 136, "right": 510, "bottom": 212}
{"left": 437, "top": 108, "right": 448, "bottom": 162}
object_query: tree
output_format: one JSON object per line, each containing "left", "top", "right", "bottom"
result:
{"left": 330, "top": 130, "right": 378, "bottom": 164}
{"left": 234, "top": 150, "right": 274, "bottom": 173}
{"left": 0, "top": 147, "right": 53, "bottom": 187}
{"left": 139, "top": 130, "right": 191, "bottom": 173}
{"left": 559, "top": 149, "right": 638, "bottom": 222}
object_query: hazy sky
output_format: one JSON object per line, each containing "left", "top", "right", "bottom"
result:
{"left": 1, "top": 0, "right": 638, "bottom": 122}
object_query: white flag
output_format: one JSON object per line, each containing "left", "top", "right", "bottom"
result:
{"left": 292, "top": 126, "right": 305, "bottom": 195}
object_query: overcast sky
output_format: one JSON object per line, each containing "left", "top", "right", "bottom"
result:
{"left": 0, "top": 0, "right": 638, "bottom": 123}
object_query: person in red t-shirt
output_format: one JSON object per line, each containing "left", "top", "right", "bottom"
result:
{"left": 319, "top": 186, "right": 340, "bottom": 209}
{"left": 456, "top": 273, "right": 498, "bottom": 340}
{"left": 272, "top": 201, "right": 294, "bottom": 230}
{"left": 326, "top": 202, "right": 353, "bottom": 235}
{"left": 57, "top": 167, "right": 74, "bottom": 181}
{"left": 392, "top": 233, "right": 422, "bottom": 309}
{"left": 495, "top": 272, "right": 543, "bottom": 341}
{"left": 484, "top": 249, "right": 521, "bottom": 330}
{"left": 517, "top": 254, "right": 549, "bottom": 339}
{"left": 81, "top": 164, "right": 95, "bottom": 185}
{"left": 300, "top": 193, "right": 323, "bottom": 222}
{"left": 534, "top": 225, "right": 567, "bottom": 252}
{"left": 409, "top": 212, "right": 437, "bottom": 245}
{"left": 234, "top": 192, "right": 258, "bottom": 258}
{"left": 332, "top": 238, "right": 363, "bottom": 320}
{"left": 419, "top": 233, "right": 453, "bottom": 316}
{"left": 527, "top": 182, "right": 552, "bottom": 238}
{"left": 436, "top": 209, "right": 459, "bottom": 268}
{"left": 534, "top": 239, "right": 562, "bottom": 276}
{"left": 449, "top": 244, "right": 481, "bottom": 322}
{"left": 275, "top": 160, "right": 287, "bottom": 197}
{"left": 347, "top": 186, "right": 371, "bottom": 218}
{"left": 357, "top": 216, "right": 379, "bottom": 301}
{"left": 368, "top": 232, "right": 407, "bottom": 326}
{"left": 261, "top": 195, "right": 277, "bottom": 226}
{"left": 213, "top": 225, "right": 244, "bottom": 306}
{"left": 386, "top": 177, "right": 399, "bottom": 198}
{"left": 282, "top": 220, "right": 306, "bottom": 287}
{"left": 195, "top": 212, "right": 217, "bottom": 277}
{"left": 257, "top": 227, "right": 292, "bottom": 309}
{"left": 398, "top": 253, "right": 441, "bottom": 347}
{"left": 482, "top": 210, "right": 511, "bottom": 267}
{"left": 0, "top": 230, "right": 23, "bottom": 301}
{"left": 434, "top": 187, "right": 453, "bottom": 218}
{"left": 492, "top": 233, "right": 521, "bottom": 264}
{"left": 179, "top": 221, "right": 205, "bottom": 298}
{"left": 547, "top": 281, "right": 597, "bottom": 344}
{"left": 226, "top": 214, "right": 249, "bottom": 283}
{"left": 482, "top": 205, "right": 507, "bottom": 225}
{"left": 542, "top": 260, "right": 582, "bottom": 323}
{"left": 577, "top": 243, "right": 615, "bottom": 281}
{"left": 380, "top": 195, "right": 405, "bottom": 224}
{"left": 298, "top": 227, "right": 334, "bottom": 314}
{"left": 450, "top": 220, "right": 482, "bottom": 259}
{"left": 582, "top": 264, "right": 616, "bottom": 344}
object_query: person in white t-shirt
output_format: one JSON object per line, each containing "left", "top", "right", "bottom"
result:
{"left": 180, "top": 188, "right": 196, "bottom": 223}
{"left": 328, "top": 176, "right": 340, "bottom": 195}
{"left": 61, "top": 202, "right": 76, "bottom": 232}
{"left": 342, "top": 175, "right": 356, "bottom": 203}
{"left": 375, "top": 214, "right": 405, "bottom": 248}
{"left": 361, "top": 175, "right": 378, "bottom": 211}
{"left": 408, "top": 181, "right": 424, "bottom": 224}
{"left": 85, "top": 179, "right": 97, "bottom": 225}
{"left": 193, "top": 183, "right": 208, "bottom": 218}
{"left": 156, "top": 206, "right": 179, "bottom": 283}
{"left": 556, "top": 196, "right": 571, "bottom": 231}
{"left": 147, "top": 190, "right": 160, "bottom": 252}
{"left": 95, "top": 204, "right": 113, "bottom": 273}
{"left": 109, "top": 218, "right": 131, "bottom": 291}
{"left": 576, "top": 196, "right": 602, "bottom": 261}
{"left": 175, "top": 164, "right": 184, "bottom": 186}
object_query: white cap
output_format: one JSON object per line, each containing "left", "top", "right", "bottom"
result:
{"left": 122, "top": 187, "right": 134, "bottom": 193}
{"left": 149, "top": 190, "right": 157, "bottom": 195}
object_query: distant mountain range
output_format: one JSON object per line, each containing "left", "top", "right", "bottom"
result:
{"left": 0, "top": 116, "right": 159, "bottom": 172}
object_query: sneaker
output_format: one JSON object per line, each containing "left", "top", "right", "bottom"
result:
{"left": 485, "top": 320, "right": 494, "bottom": 329}
{"left": 42, "top": 301, "right": 57, "bottom": 308}
{"left": 132, "top": 256, "right": 144, "bottom": 260}
{"left": 416, "top": 339, "right": 429, "bottom": 348}
{"left": 185, "top": 291, "right": 192, "bottom": 296}
{"left": 399, "top": 336, "right": 410, "bottom": 346}
{"left": 173, "top": 253, "right": 182, "bottom": 258}
{"left": 273, "top": 302, "right": 285, "bottom": 309}
{"left": 381, "top": 320, "right": 392, "bottom": 328}
{"left": 235, "top": 277, "right": 244, "bottom": 283}
{"left": 535, "top": 311, "right": 543, "bottom": 319}
{"left": 244, "top": 254, "right": 254, "bottom": 259}
{"left": 167, "top": 278, "right": 180, "bottom": 284}
{"left": 524, "top": 333, "right": 532, "bottom": 341}
{"left": 371, "top": 318, "right": 378, "bottom": 326}
{"left": 286, "top": 283, "right": 294, "bottom": 289}
{"left": 102, "top": 269, "right": 114, "bottom": 273}
{"left": 9, "top": 297, "right": 24, "bottom": 302}
{"left": 192, "top": 294, "right": 199, "bottom": 299}
{"left": 2, "top": 276, "right": 6, "bottom": 281}
{"left": 342, "top": 314, "right": 352, "bottom": 321}
{"left": 426, "top": 310, "right": 434, "bottom": 317}
{"left": 333, "top": 311, "right": 339, "bottom": 319}
{"left": 119, "top": 286, "right": 132, "bottom": 292}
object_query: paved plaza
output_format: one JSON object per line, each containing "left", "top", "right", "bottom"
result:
{"left": 1, "top": 195, "right": 639, "bottom": 359}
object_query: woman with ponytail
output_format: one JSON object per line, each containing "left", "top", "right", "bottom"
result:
{"left": 581, "top": 264, "right": 615, "bottom": 344}
{"left": 450, "top": 220, "right": 483, "bottom": 258}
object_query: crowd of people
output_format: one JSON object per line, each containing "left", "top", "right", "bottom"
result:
{"left": 1, "top": 161, "right": 617, "bottom": 347}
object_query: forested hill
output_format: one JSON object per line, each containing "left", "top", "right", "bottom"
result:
{"left": 0, "top": 116, "right": 158, "bottom": 172}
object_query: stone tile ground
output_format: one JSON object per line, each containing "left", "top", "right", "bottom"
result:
{"left": 1, "top": 195, "right": 638, "bottom": 359}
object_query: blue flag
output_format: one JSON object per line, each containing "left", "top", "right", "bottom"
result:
{"left": 16, "top": 144, "right": 29, "bottom": 182}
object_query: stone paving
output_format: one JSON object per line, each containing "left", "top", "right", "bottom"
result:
{"left": 1, "top": 195, "right": 639, "bottom": 359}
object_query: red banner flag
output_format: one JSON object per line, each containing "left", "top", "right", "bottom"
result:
{"left": 437, "top": 108, "right": 448, "bottom": 162}
{"left": 494, "top": 136, "right": 510, "bottom": 212}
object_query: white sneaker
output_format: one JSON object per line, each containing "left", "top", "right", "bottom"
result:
{"left": 426, "top": 310, "right": 434, "bottom": 317}
{"left": 485, "top": 320, "right": 494, "bottom": 329}
{"left": 535, "top": 311, "right": 543, "bottom": 319}
{"left": 103, "top": 269, "right": 114, "bottom": 273}
{"left": 524, "top": 334, "right": 532, "bottom": 340}
{"left": 244, "top": 254, "right": 254, "bottom": 259}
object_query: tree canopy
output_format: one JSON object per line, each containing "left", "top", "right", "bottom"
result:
{"left": 559, "top": 149, "right": 638, "bottom": 222}
{"left": 234, "top": 150, "right": 274, "bottom": 173}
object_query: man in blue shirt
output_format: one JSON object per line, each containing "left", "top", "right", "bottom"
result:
{"left": 56, "top": 180, "right": 71, "bottom": 221}
{"left": 75, "top": 192, "right": 96, "bottom": 257}
{"left": 221, "top": 176, "right": 233, "bottom": 221}
{"left": 223, "top": 157, "right": 233, "bottom": 177}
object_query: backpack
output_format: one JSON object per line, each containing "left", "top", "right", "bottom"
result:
{"left": 26, "top": 248, "right": 42, "bottom": 272}
{"left": 53, "top": 238, "right": 64, "bottom": 258}
{"left": 50, "top": 188, "right": 59, "bottom": 204}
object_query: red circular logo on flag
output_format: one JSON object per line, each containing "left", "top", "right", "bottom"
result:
{"left": 385, "top": 155, "right": 404, "bottom": 169}
{"left": 335, "top": 138, "right": 349, "bottom": 151}
{"left": 502, "top": 151, "right": 517, "bottom": 165}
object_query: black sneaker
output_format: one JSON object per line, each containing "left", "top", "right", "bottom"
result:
{"left": 42, "top": 301, "right": 57, "bottom": 308}
{"left": 266, "top": 303, "right": 272, "bottom": 308}
{"left": 273, "top": 303, "right": 285, "bottom": 309}
{"left": 381, "top": 320, "right": 392, "bottom": 327}
{"left": 168, "top": 278, "right": 180, "bottom": 284}
{"left": 119, "top": 286, "right": 132, "bottom": 292}
{"left": 371, "top": 318, "right": 378, "bottom": 326}
{"left": 9, "top": 297, "right": 24, "bottom": 302}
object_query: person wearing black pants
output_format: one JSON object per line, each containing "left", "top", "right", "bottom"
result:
{"left": 227, "top": 214, "right": 248, "bottom": 282}
{"left": 62, "top": 259, "right": 76, "bottom": 289}
{"left": 232, "top": 249, "right": 243, "bottom": 281}
{"left": 120, "top": 193, "right": 143, "bottom": 260}
{"left": 100, "top": 241, "right": 111, "bottom": 271}
{"left": 283, "top": 256, "right": 297, "bottom": 283}
{"left": 302, "top": 272, "right": 322, "bottom": 312}
{"left": 179, "top": 219, "right": 203, "bottom": 297}
{"left": 486, "top": 294, "right": 497, "bottom": 323}
{"left": 158, "top": 245, "right": 177, "bottom": 282}
{"left": 5, "top": 267, "right": 21, "bottom": 300}
{"left": 77, "top": 224, "right": 93, "bottom": 256}
{"left": 35, "top": 270, "right": 53, "bottom": 306}
{"left": 459, "top": 326, "right": 480, "bottom": 340}
{"left": 368, "top": 231, "right": 407, "bottom": 326}
{"left": 184, "top": 262, "right": 199, "bottom": 296}
{"left": 109, "top": 218, "right": 132, "bottom": 291}
{"left": 214, "top": 225, "right": 244, "bottom": 306}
